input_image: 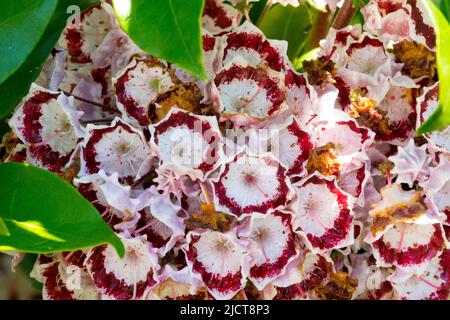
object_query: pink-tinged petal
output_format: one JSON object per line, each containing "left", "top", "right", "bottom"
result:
{"left": 58, "top": 66, "right": 118, "bottom": 121}
{"left": 371, "top": 83, "right": 418, "bottom": 144}
{"left": 338, "top": 35, "right": 390, "bottom": 88}
{"left": 241, "top": 212, "right": 298, "bottom": 290}
{"left": 150, "top": 266, "right": 209, "bottom": 300}
{"left": 422, "top": 153, "right": 450, "bottom": 195}
{"left": 362, "top": 0, "right": 411, "bottom": 43}
{"left": 135, "top": 194, "right": 185, "bottom": 255}
{"left": 60, "top": 3, "right": 115, "bottom": 65}
{"left": 185, "top": 231, "right": 246, "bottom": 300}
{"left": 75, "top": 170, "right": 155, "bottom": 216}
{"left": 92, "top": 28, "right": 142, "bottom": 76}
{"left": 113, "top": 57, "right": 177, "bottom": 127}
{"left": 214, "top": 58, "right": 286, "bottom": 125}
{"left": 422, "top": 154, "right": 450, "bottom": 221}
{"left": 388, "top": 139, "right": 432, "bottom": 187}
{"left": 273, "top": 251, "right": 334, "bottom": 300}
{"left": 221, "top": 21, "right": 289, "bottom": 72}
{"left": 391, "top": 250, "right": 450, "bottom": 300}
{"left": 31, "top": 254, "right": 100, "bottom": 300}
{"left": 150, "top": 108, "right": 224, "bottom": 180}
{"left": 202, "top": 0, "right": 242, "bottom": 35}
{"left": 284, "top": 70, "right": 318, "bottom": 125}
{"left": 202, "top": 33, "right": 222, "bottom": 80}
{"left": 80, "top": 118, "right": 151, "bottom": 179}
{"left": 292, "top": 174, "right": 355, "bottom": 252}
{"left": 8, "top": 84, "right": 80, "bottom": 172}
{"left": 42, "top": 262, "right": 79, "bottom": 300}
{"left": 265, "top": 116, "right": 315, "bottom": 176}
{"left": 406, "top": 0, "right": 435, "bottom": 49}
{"left": 338, "top": 160, "right": 369, "bottom": 206}
{"left": 153, "top": 165, "right": 198, "bottom": 199}
{"left": 134, "top": 211, "right": 178, "bottom": 255}
{"left": 319, "top": 25, "right": 362, "bottom": 69}
{"left": 86, "top": 237, "right": 159, "bottom": 300}
{"left": 149, "top": 194, "right": 184, "bottom": 235}
{"left": 316, "top": 119, "right": 374, "bottom": 158}
{"left": 372, "top": 223, "right": 445, "bottom": 272}
{"left": 214, "top": 151, "right": 293, "bottom": 217}
{"left": 356, "top": 265, "right": 395, "bottom": 300}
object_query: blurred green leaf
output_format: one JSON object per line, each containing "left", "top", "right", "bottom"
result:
{"left": 259, "top": 4, "right": 314, "bottom": 61}
{"left": 417, "top": 0, "right": 450, "bottom": 134}
{"left": 0, "top": 162, "right": 124, "bottom": 257}
{"left": 0, "top": 117, "right": 9, "bottom": 138}
{"left": 16, "top": 253, "right": 43, "bottom": 291}
{"left": 250, "top": 0, "right": 269, "bottom": 24}
{"left": 113, "top": 0, "right": 206, "bottom": 79}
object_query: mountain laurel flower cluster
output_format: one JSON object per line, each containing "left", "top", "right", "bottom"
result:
{"left": 3, "top": 0, "right": 450, "bottom": 300}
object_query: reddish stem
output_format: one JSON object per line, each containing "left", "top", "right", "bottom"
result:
{"left": 333, "top": 0, "right": 355, "bottom": 30}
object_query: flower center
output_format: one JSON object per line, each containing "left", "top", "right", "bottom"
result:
{"left": 149, "top": 78, "right": 161, "bottom": 92}
{"left": 117, "top": 143, "right": 130, "bottom": 155}
{"left": 215, "top": 237, "right": 232, "bottom": 253}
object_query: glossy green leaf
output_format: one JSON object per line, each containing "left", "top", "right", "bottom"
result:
{"left": 417, "top": 0, "right": 450, "bottom": 134}
{"left": 0, "top": 162, "right": 124, "bottom": 257}
{"left": 0, "top": 0, "right": 99, "bottom": 119}
{"left": 259, "top": 4, "right": 314, "bottom": 60}
{"left": 0, "top": 0, "right": 58, "bottom": 85}
{"left": 113, "top": 0, "right": 206, "bottom": 79}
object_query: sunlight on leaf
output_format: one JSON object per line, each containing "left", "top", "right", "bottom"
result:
{"left": 0, "top": 245, "right": 16, "bottom": 251}
{"left": 0, "top": 162, "right": 125, "bottom": 257}
{"left": 113, "top": 0, "right": 131, "bottom": 29}
{"left": 0, "top": 217, "right": 10, "bottom": 237}
{"left": 10, "top": 220, "right": 65, "bottom": 242}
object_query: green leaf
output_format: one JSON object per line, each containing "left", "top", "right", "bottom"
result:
{"left": 0, "top": 0, "right": 99, "bottom": 119}
{"left": 0, "top": 216, "right": 9, "bottom": 236}
{"left": 350, "top": 0, "right": 370, "bottom": 25}
{"left": 432, "top": 0, "right": 450, "bottom": 21}
{"left": 113, "top": 0, "right": 206, "bottom": 79}
{"left": 417, "top": 0, "right": 450, "bottom": 134}
{"left": 0, "top": 0, "right": 59, "bottom": 85}
{"left": 0, "top": 117, "right": 9, "bottom": 138}
{"left": 259, "top": 4, "right": 314, "bottom": 61}
{"left": 0, "top": 162, "right": 124, "bottom": 257}
{"left": 249, "top": 0, "right": 269, "bottom": 25}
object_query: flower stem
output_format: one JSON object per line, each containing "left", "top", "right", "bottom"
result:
{"left": 309, "top": 6, "right": 332, "bottom": 49}
{"left": 332, "top": 0, "right": 355, "bottom": 29}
